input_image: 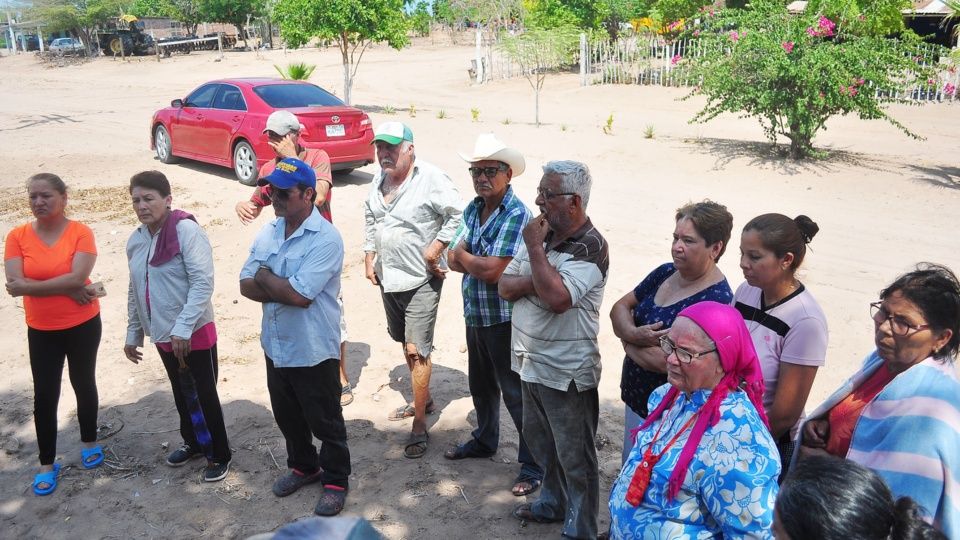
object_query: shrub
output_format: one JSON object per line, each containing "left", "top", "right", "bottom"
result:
{"left": 684, "top": 0, "right": 943, "bottom": 158}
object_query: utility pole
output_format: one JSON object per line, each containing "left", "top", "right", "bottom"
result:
{"left": 5, "top": 8, "right": 17, "bottom": 54}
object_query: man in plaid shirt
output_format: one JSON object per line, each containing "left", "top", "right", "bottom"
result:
{"left": 445, "top": 134, "right": 542, "bottom": 497}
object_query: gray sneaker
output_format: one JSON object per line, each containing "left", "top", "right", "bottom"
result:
{"left": 165, "top": 444, "right": 201, "bottom": 467}
{"left": 272, "top": 469, "right": 323, "bottom": 497}
{"left": 203, "top": 460, "right": 230, "bottom": 482}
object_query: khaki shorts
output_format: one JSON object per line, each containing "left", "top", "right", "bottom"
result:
{"left": 380, "top": 277, "right": 443, "bottom": 358}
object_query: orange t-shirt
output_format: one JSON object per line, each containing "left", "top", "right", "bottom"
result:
{"left": 5, "top": 220, "right": 100, "bottom": 330}
{"left": 826, "top": 366, "right": 896, "bottom": 457}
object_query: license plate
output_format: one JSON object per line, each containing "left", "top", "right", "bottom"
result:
{"left": 325, "top": 124, "right": 345, "bottom": 137}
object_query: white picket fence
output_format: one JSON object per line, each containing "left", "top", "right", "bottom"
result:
{"left": 480, "top": 32, "right": 959, "bottom": 103}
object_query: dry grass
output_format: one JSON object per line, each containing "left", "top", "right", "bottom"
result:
{"left": 0, "top": 185, "right": 138, "bottom": 225}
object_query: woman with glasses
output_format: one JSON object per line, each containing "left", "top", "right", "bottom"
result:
{"left": 610, "top": 201, "right": 734, "bottom": 462}
{"left": 797, "top": 263, "right": 960, "bottom": 538}
{"left": 123, "top": 171, "right": 232, "bottom": 482}
{"left": 735, "top": 213, "right": 826, "bottom": 475}
{"left": 608, "top": 301, "right": 780, "bottom": 538}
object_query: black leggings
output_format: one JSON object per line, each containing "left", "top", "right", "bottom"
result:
{"left": 28, "top": 314, "right": 102, "bottom": 465}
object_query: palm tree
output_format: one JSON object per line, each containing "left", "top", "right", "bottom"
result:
{"left": 274, "top": 62, "right": 316, "bottom": 80}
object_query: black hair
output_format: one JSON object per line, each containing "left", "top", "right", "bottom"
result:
{"left": 743, "top": 213, "right": 819, "bottom": 271}
{"left": 776, "top": 456, "right": 946, "bottom": 540}
{"left": 298, "top": 183, "right": 318, "bottom": 203}
{"left": 28, "top": 173, "right": 67, "bottom": 195}
{"left": 129, "top": 170, "right": 171, "bottom": 197}
{"left": 675, "top": 200, "right": 733, "bottom": 261}
{"left": 881, "top": 263, "right": 960, "bottom": 360}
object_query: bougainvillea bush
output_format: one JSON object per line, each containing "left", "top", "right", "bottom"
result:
{"left": 682, "top": 0, "right": 943, "bottom": 158}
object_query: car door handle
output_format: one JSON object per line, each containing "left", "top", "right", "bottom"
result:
{"left": 232, "top": 116, "right": 241, "bottom": 122}
{"left": 195, "top": 114, "right": 204, "bottom": 121}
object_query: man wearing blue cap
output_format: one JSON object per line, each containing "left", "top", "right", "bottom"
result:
{"left": 240, "top": 158, "right": 351, "bottom": 516}
{"left": 363, "top": 122, "right": 463, "bottom": 458}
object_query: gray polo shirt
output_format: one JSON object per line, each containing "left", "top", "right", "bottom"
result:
{"left": 506, "top": 219, "right": 609, "bottom": 392}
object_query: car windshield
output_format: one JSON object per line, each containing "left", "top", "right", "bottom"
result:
{"left": 253, "top": 84, "right": 344, "bottom": 108}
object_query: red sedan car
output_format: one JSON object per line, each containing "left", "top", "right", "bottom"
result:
{"left": 150, "top": 78, "right": 375, "bottom": 185}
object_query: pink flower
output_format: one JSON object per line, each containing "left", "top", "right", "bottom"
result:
{"left": 945, "top": 83, "right": 956, "bottom": 96}
{"left": 928, "top": 78, "right": 936, "bottom": 86}
{"left": 730, "top": 30, "right": 740, "bottom": 42}
{"left": 849, "top": 87, "right": 858, "bottom": 96}
{"left": 693, "top": 30, "right": 701, "bottom": 37}
{"left": 839, "top": 85, "right": 847, "bottom": 95}
{"left": 782, "top": 41, "right": 794, "bottom": 53}
{"left": 671, "top": 54, "right": 682, "bottom": 65}
{"left": 856, "top": 78, "right": 865, "bottom": 86}
{"left": 806, "top": 27, "right": 817, "bottom": 37}
{"left": 818, "top": 15, "right": 836, "bottom": 37}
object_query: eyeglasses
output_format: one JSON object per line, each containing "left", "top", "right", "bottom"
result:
{"left": 269, "top": 187, "right": 297, "bottom": 201}
{"left": 870, "top": 301, "right": 929, "bottom": 337}
{"left": 468, "top": 164, "right": 508, "bottom": 179}
{"left": 536, "top": 187, "right": 577, "bottom": 200}
{"left": 659, "top": 335, "right": 717, "bottom": 364}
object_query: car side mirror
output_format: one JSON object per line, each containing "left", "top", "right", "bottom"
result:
{"left": 171, "top": 99, "right": 183, "bottom": 108}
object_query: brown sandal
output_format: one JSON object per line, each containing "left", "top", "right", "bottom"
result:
{"left": 403, "top": 432, "right": 429, "bottom": 459}
{"left": 387, "top": 400, "right": 435, "bottom": 421}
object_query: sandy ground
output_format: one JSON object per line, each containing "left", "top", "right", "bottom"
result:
{"left": 1, "top": 35, "right": 959, "bottom": 539}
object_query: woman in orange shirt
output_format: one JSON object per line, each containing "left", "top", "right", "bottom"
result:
{"left": 4, "top": 173, "right": 104, "bottom": 496}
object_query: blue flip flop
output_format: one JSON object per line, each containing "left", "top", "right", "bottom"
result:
{"left": 32, "top": 463, "right": 61, "bottom": 496}
{"left": 81, "top": 445, "right": 105, "bottom": 469}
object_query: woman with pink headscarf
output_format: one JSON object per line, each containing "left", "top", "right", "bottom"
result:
{"left": 608, "top": 301, "right": 781, "bottom": 539}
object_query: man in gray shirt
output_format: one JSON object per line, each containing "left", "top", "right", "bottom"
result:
{"left": 363, "top": 122, "right": 463, "bottom": 459}
{"left": 499, "top": 160, "right": 608, "bottom": 539}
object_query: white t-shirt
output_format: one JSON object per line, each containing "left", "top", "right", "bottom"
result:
{"left": 734, "top": 282, "right": 828, "bottom": 413}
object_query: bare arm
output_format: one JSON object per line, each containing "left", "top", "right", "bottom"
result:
{"left": 768, "top": 363, "right": 820, "bottom": 439}
{"left": 449, "top": 244, "right": 512, "bottom": 284}
{"left": 240, "top": 277, "right": 272, "bottom": 303}
{"left": 624, "top": 343, "right": 668, "bottom": 373}
{"left": 526, "top": 241, "right": 572, "bottom": 313}
{"left": 498, "top": 274, "right": 535, "bottom": 301}
{"left": 5, "top": 252, "right": 96, "bottom": 297}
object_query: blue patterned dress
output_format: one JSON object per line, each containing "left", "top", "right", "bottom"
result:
{"left": 609, "top": 385, "right": 781, "bottom": 539}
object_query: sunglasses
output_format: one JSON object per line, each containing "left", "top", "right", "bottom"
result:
{"left": 269, "top": 187, "right": 298, "bottom": 200}
{"left": 468, "top": 164, "right": 508, "bottom": 179}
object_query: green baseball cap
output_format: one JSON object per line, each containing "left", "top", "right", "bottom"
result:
{"left": 371, "top": 122, "right": 414, "bottom": 145}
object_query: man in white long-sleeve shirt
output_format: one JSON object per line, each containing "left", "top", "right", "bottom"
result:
{"left": 363, "top": 122, "right": 463, "bottom": 459}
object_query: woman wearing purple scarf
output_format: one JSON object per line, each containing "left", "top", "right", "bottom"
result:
{"left": 122, "top": 171, "right": 231, "bottom": 482}
{"left": 608, "top": 301, "right": 781, "bottom": 539}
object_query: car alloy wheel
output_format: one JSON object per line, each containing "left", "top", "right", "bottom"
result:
{"left": 233, "top": 141, "right": 258, "bottom": 185}
{"left": 154, "top": 125, "right": 177, "bottom": 164}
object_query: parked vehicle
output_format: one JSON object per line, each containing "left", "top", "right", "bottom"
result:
{"left": 97, "top": 15, "right": 155, "bottom": 56}
{"left": 49, "top": 37, "right": 84, "bottom": 54}
{"left": 150, "top": 78, "right": 376, "bottom": 185}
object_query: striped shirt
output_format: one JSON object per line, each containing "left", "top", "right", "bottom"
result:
{"left": 457, "top": 186, "right": 532, "bottom": 327}
{"left": 507, "top": 219, "right": 609, "bottom": 392}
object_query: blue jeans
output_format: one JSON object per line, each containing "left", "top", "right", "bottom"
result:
{"left": 466, "top": 323, "right": 542, "bottom": 480}
{"left": 522, "top": 380, "right": 599, "bottom": 539}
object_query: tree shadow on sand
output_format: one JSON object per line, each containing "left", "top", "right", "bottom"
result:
{"left": 676, "top": 136, "right": 898, "bottom": 176}
{"left": 908, "top": 164, "right": 960, "bottom": 190}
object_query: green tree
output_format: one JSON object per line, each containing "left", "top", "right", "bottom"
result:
{"left": 129, "top": 0, "right": 170, "bottom": 17}
{"left": 685, "top": 0, "right": 942, "bottom": 158}
{"left": 36, "top": 0, "right": 123, "bottom": 55}
{"left": 409, "top": 2, "right": 432, "bottom": 36}
{"left": 499, "top": 25, "right": 579, "bottom": 125}
{"left": 524, "top": 0, "right": 599, "bottom": 29}
{"left": 597, "top": 0, "right": 642, "bottom": 38}
{"left": 167, "top": 0, "right": 204, "bottom": 36}
{"left": 650, "top": 0, "right": 710, "bottom": 27}
{"left": 806, "top": 0, "right": 911, "bottom": 36}
{"left": 273, "top": 0, "right": 409, "bottom": 105}
{"left": 198, "top": 0, "right": 264, "bottom": 47}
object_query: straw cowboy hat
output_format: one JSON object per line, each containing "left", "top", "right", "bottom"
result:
{"left": 458, "top": 133, "right": 525, "bottom": 177}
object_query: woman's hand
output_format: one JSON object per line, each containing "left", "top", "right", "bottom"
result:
{"left": 634, "top": 321, "right": 669, "bottom": 347}
{"left": 171, "top": 336, "right": 191, "bottom": 362}
{"left": 123, "top": 345, "right": 142, "bottom": 364}
{"left": 5, "top": 277, "right": 28, "bottom": 297}
{"left": 801, "top": 418, "right": 830, "bottom": 448}
{"left": 624, "top": 342, "right": 668, "bottom": 373}
{"left": 67, "top": 286, "right": 97, "bottom": 305}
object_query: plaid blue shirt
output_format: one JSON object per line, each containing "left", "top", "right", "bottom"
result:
{"left": 456, "top": 186, "right": 532, "bottom": 327}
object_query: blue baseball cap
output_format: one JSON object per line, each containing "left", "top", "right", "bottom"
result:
{"left": 258, "top": 158, "right": 316, "bottom": 189}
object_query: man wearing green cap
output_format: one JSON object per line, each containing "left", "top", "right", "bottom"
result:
{"left": 363, "top": 122, "right": 463, "bottom": 458}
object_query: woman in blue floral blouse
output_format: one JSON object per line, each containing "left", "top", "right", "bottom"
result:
{"left": 609, "top": 301, "right": 780, "bottom": 539}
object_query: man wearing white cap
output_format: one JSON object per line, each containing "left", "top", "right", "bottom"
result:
{"left": 363, "top": 122, "right": 463, "bottom": 458}
{"left": 235, "top": 110, "right": 354, "bottom": 407}
{"left": 444, "top": 134, "right": 543, "bottom": 497}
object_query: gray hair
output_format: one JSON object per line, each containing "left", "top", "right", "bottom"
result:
{"left": 542, "top": 160, "right": 591, "bottom": 209}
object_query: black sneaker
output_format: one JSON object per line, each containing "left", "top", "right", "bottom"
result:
{"left": 165, "top": 444, "right": 201, "bottom": 467}
{"left": 203, "top": 460, "right": 230, "bottom": 482}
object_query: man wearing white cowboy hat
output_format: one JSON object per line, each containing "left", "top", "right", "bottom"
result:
{"left": 444, "top": 134, "right": 543, "bottom": 498}
{"left": 363, "top": 121, "right": 463, "bottom": 459}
